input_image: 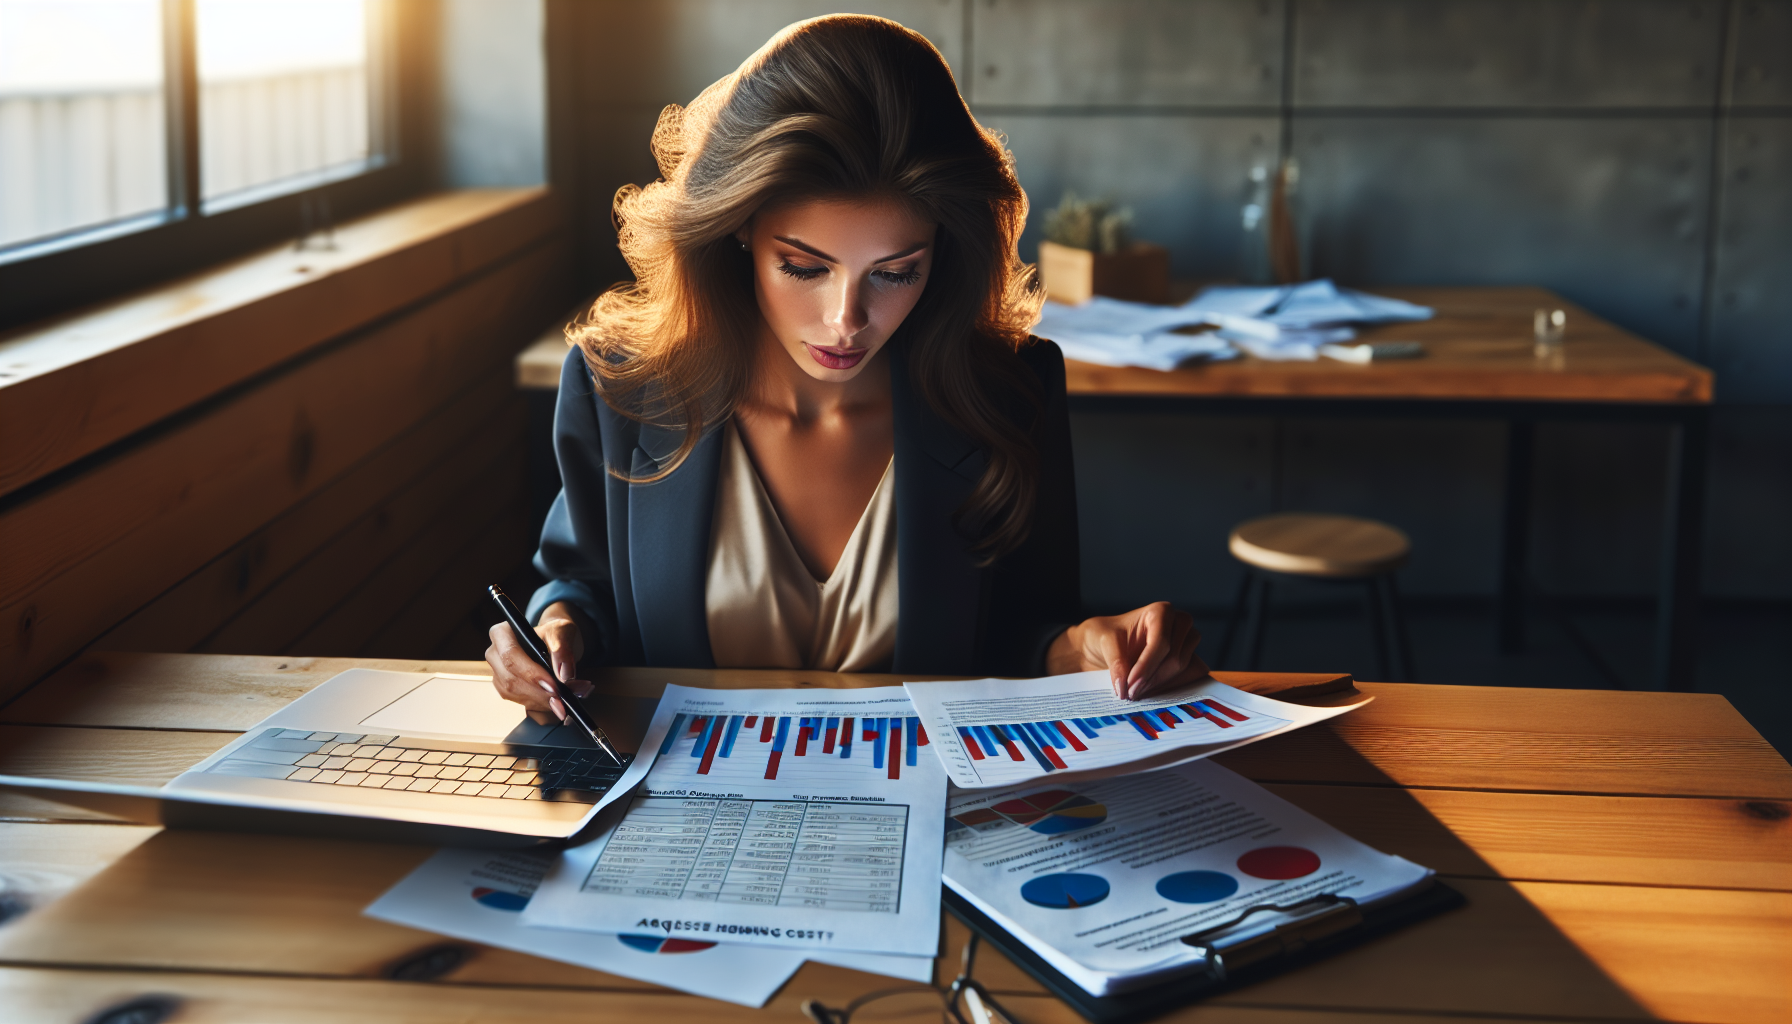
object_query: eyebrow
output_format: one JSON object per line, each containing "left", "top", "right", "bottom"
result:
{"left": 773, "top": 236, "right": 929, "bottom": 264}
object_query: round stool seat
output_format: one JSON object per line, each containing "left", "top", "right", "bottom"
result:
{"left": 1229, "top": 513, "right": 1410, "bottom": 579}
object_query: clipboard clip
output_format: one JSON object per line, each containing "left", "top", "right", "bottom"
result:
{"left": 1180, "top": 893, "right": 1364, "bottom": 980}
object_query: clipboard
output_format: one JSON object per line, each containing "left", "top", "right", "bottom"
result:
{"left": 943, "top": 881, "right": 1466, "bottom": 1024}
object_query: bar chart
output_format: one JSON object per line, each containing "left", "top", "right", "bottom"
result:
{"left": 907, "top": 675, "right": 1303, "bottom": 788}
{"left": 652, "top": 712, "right": 930, "bottom": 784}
{"left": 953, "top": 699, "right": 1251, "bottom": 774}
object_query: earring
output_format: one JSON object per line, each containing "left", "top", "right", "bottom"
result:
{"left": 738, "top": 239, "right": 749, "bottom": 251}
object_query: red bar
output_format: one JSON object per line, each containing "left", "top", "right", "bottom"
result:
{"left": 1157, "top": 710, "right": 1179, "bottom": 728}
{"left": 1041, "top": 744, "right": 1068, "bottom": 769}
{"left": 794, "top": 722, "right": 810, "bottom": 757}
{"left": 888, "top": 720, "right": 901, "bottom": 780}
{"left": 998, "top": 729, "right": 1024, "bottom": 761}
{"left": 760, "top": 716, "right": 776, "bottom": 743}
{"left": 1205, "top": 699, "right": 1249, "bottom": 722}
{"left": 1130, "top": 713, "right": 1160, "bottom": 738}
{"left": 689, "top": 715, "right": 707, "bottom": 735}
{"left": 1185, "top": 703, "right": 1231, "bottom": 728}
{"left": 823, "top": 724, "right": 837, "bottom": 754}
{"left": 696, "top": 717, "right": 726, "bottom": 774}
{"left": 864, "top": 724, "right": 877, "bottom": 740}
{"left": 962, "top": 731, "right": 985, "bottom": 759}
{"left": 743, "top": 716, "right": 758, "bottom": 728}
{"left": 917, "top": 724, "right": 929, "bottom": 746}
{"left": 764, "top": 749, "right": 782, "bottom": 780}
{"left": 1053, "top": 721, "right": 1088, "bottom": 751}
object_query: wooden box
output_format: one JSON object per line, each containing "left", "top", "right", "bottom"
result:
{"left": 1038, "top": 240, "right": 1170, "bottom": 305}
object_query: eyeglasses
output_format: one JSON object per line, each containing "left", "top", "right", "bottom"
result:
{"left": 800, "top": 934, "right": 1020, "bottom": 1024}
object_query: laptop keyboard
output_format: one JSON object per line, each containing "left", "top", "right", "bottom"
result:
{"left": 206, "top": 729, "right": 632, "bottom": 803}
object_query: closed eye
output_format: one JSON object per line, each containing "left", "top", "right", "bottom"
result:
{"left": 875, "top": 268, "right": 923, "bottom": 286}
{"left": 777, "top": 260, "right": 827, "bottom": 281}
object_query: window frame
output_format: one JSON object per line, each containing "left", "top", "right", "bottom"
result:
{"left": 0, "top": 0, "right": 437, "bottom": 333}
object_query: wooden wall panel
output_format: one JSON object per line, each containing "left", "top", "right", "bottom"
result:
{"left": 173, "top": 390, "right": 527, "bottom": 655}
{"left": 0, "top": 234, "right": 570, "bottom": 699}
{"left": 0, "top": 190, "right": 558, "bottom": 498}
{"left": 93, "top": 374, "right": 518, "bottom": 655}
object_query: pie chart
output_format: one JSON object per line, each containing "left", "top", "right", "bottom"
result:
{"left": 471, "top": 887, "right": 529, "bottom": 911}
{"left": 618, "top": 934, "right": 718, "bottom": 954}
{"left": 1155, "top": 870, "right": 1239, "bottom": 904}
{"left": 993, "top": 790, "right": 1109, "bottom": 835}
{"left": 1021, "top": 872, "right": 1110, "bottom": 909}
{"left": 1237, "top": 846, "right": 1321, "bottom": 880}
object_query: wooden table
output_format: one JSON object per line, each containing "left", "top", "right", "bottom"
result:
{"left": 2, "top": 653, "right": 1787, "bottom": 1023}
{"left": 1061, "top": 286, "right": 1713, "bottom": 692}
{"left": 516, "top": 287, "right": 1713, "bottom": 691}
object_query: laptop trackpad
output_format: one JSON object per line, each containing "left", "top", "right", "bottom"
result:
{"left": 357, "top": 676, "right": 522, "bottom": 741}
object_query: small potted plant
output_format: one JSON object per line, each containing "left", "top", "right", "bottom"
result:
{"left": 1037, "top": 192, "right": 1169, "bottom": 305}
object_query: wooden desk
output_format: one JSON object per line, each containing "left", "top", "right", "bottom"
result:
{"left": 2, "top": 653, "right": 1787, "bottom": 1023}
{"left": 1063, "top": 287, "right": 1712, "bottom": 693}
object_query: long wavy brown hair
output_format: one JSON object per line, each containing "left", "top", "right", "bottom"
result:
{"left": 572, "top": 14, "right": 1045, "bottom": 561}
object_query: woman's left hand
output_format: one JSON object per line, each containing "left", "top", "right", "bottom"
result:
{"left": 1047, "top": 602, "right": 1209, "bottom": 700}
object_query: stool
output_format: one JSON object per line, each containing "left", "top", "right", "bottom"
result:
{"left": 1213, "top": 513, "right": 1418, "bottom": 682}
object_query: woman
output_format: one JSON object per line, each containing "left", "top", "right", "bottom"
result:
{"left": 487, "top": 15, "right": 1205, "bottom": 725}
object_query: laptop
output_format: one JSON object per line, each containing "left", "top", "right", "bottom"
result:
{"left": 0, "top": 668, "right": 640, "bottom": 848}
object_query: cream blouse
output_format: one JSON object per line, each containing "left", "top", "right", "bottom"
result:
{"left": 705, "top": 421, "right": 899, "bottom": 672}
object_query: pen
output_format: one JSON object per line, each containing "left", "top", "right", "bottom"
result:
{"left": 487, "top": 585, "right": 623, "bottom": 765}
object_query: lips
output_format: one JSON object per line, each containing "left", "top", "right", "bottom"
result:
{"left": 805, "top": 343, "right": 869, "bottom": 370}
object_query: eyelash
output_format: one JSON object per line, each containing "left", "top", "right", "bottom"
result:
{"left": 774, "top": 260, "right": 923, "bottom": 286}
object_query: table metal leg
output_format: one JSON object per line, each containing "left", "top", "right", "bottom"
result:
{"left": 1655, "top": 407, "right": 1709, "bottom": 692}
{"left": 1498, "top": 419, "right": 1535, "bottom": 652}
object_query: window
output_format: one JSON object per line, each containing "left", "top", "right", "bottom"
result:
{"left": 0, "top": 1, "right": 169, "bottom": 250}
{"left": 197, "top": 0, "right": 379, "bottom": 207}
{"left": 1, "top": 0, "right": 417, "bottom": 329}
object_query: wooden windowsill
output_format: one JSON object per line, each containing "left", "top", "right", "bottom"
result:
{"left": 0, "top": 187, "right": 564, "bottom": 501}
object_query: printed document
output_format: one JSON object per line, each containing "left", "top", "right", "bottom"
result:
{"left": 365, "top": 848, "right": 931, "bottom": 1007}
{"left": 523, "top": 685, "right": 947, "bottom": 957}
{"left": 905, "top": 671, "right": 1364, "bottom": 789}
{"left": 943, "top": 761, "right": 1432, "bottom": 996}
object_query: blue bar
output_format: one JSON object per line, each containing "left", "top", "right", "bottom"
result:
{"left": 1022, "top": 721, "right": 1055, "bottom": 749}
{"left": 771, "top": 716, "right": 791, "bottom": 752}
{"left": 691, "top": 716, "right": 718, "bottom": 757}
{"left": 1126, "top": 714, "right": 1157, "bottom": 740}
{"left": 973, "top": 725, "right": 1001, "bottom": 754}
{"left": 1160, "top": 706, "right": 1186, "bottom": 722}
{"left": 720, "top": 715, "right": 743, "bottom": 757}
{"left": 1005, "top": 724, "right": 1056, "bottom": 771}
{"left": 1073, "top": 718, "right": 1100, "bottom": 739}
{"left": 871, "top": 717, "right": 886, "bottom": 769}
{"left": 906, "top": 716, "right": 919, "bottom": 766}
{"left": 658, "top": 714, "right": 687, "bottom": 756}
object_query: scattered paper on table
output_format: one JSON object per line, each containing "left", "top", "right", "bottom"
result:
{"left": 523, "top": 685, "right": 947, "bottom": 957}
{"left": 904, "top": 671, "right": 1366, "bottom": 790}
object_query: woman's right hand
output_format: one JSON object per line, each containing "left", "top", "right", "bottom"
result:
{"left": 486, "top": 601, "right": 586, "bottom": 725}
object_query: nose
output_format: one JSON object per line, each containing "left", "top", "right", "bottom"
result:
{"left": 825, "top": 275, "right": 870, "bottom": 344}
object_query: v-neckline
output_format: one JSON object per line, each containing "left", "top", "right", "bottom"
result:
{"left": 729, "top": 422, "right": 893, "bottom": 586}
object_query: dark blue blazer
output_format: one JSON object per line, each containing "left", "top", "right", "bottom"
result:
{"left": 526, "top": 339, "right": 1082, "bottom": 676}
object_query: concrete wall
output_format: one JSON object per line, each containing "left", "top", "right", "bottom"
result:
{"left": 551, "top": 0, "right": 1792, "bottom": 605}
{"left": 441, "top": 0, "right": 546, "bottom": 188}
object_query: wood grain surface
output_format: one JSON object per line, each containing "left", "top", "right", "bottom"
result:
{"left": 0, "top": 189, "right": 558, "bottom": 499}
{"left": 0, "top": 654, "right": 1784, "bottom": 1024}
{"left": 1061, "top": 287, "right": 1712, "bottom": 403}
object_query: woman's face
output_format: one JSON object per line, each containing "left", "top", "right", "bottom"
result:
{"left": 741, "top": 197, "right": 935, "bottom": 384}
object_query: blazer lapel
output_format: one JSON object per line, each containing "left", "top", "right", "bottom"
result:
{"left": 889, "top": 342, "right": 987, "bottom": 673}
{"left": 628, "top": 422, "right": 720, "bottom": 668}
